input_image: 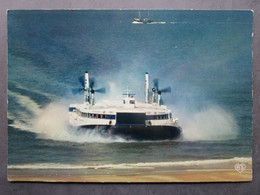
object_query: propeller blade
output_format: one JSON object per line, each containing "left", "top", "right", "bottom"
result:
{"left": 72, "top": 88, "right": 83, "bottom": 94}
{"left": 89, "top": 78, "right": 95, "bottom": 89}
{"left": 95, "top": 87, "right": 106, "bottom": 93}
{"left": 78, "top": 76, "right": 85, "bottom": 88}
{"left": 153, "top": 79, "right": 159, "bottom": 89}
{"left": 160, "top": 86, "right": 171, "bottom": 93}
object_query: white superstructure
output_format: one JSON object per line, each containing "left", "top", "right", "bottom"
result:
{"left": 69, "top": 72, "right": 181, "bottom": 140}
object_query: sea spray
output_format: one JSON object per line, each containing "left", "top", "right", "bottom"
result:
{"left": 8, "top": 89, "right": 128, "bottom": 143}
{"left": 8, "top": 90, "right": 41, "bottom": 132}
{"left": 33, "top": 102, "right": 126, "bottom": 143}
{"left": 9, "top": 87, "right": 239, "bottom": 142}
{"left": 20, "top": 100, "right": 239, "bottom": 142}
{"left": 33, "top": 103, "right": 69, "bottom": 139}
{"left": 174, "top": 105, "right": 239, "bottom": 141}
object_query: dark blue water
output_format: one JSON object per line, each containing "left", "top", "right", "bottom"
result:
{"left": 8, "top": 10, "right": 252, "bottom": 167}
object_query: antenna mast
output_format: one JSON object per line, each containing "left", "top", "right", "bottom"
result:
{"left": 84, "top": 71, "right": 89, "bottom": 103}
{"left": 145, "top": 72, "right": 149, "bottom": 103}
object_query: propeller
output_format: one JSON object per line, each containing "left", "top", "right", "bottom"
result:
{"left": 90, "top": 87, "right": 106, "bottom": 94}
{"left": 151, "top": 78, "right": 171, "bottom": 105}
{"left": 72, "top": 75, "right": 106, "bottom": 95}
{"left": 159, "top": 86, "right": 171, "bottom": 93}
{"left": 151, "top": 79, "right": 158, "bottom": 103}
{"left": 71, "top": 75, "right": 86, "bottom": 94}
{"left": 153, "top": 78, "right": 159, "bottom": 91}
{"left": 89, "top": 78, "right": 106, "bottom": 94}
{"left": 95, "top": 87, "right": 106, "bottom": 93}
{"left": 89, "top": 78, "right": 95, "bottom": 89}
{"left": 72, "top": 88, "right": 84, "bottom": 94}
{"left": 78, "top": 76, "right": 85, "bottom": 88}
{"left": 152, "top": 78, "right": 171, "bottom": 93}
{"left": 158, "top": 88, "right": 171, "bottom": 105}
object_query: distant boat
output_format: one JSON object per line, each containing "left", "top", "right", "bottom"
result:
{"left": 132, "top": 11, "right": 153, "bottom": 24}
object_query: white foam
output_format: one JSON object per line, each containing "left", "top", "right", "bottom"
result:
{"left": 150, "top": 22, "right": 166, "bottom": 24}
{"left": 8, "top": 157, "right": 252, "bottom": 170}
{"left": 173, "top": 105, "right": 239, "bottom": 141}
{"left": 33, "top": 102, "right": 127, "bottom": 143}
{"left": 8, "top": 90, "right": 42, "bottom": 132}
{"left": 8, "top": 88, "right": 239, "bottom": 143}
{"left": 7, "top": 91, "right": 128, "bottom": 143}
{"left": 8, "top": 90, "right": 41, "bottom": 114}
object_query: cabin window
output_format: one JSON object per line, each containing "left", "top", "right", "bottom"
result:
{"left": 146, "top": 114, "right": 168, "bottom": 120}
{"left": 79, "top": 113, "right": 115, "bottom": 119}
{"left": 130, "top": 100, "right": 135, "bottom": 104}
{"left": 116, "top": 113, "right": 145, "bottom": 125}
{"left": 123, "top": 100, "right": 126, "bottom": 104}
{"left": 146, "top": 115, "right": 155, "bottom": 120}
{"left": 69, "top": 107, "right": 75, "bottom": 112}
{"left": 82, "top": 112, "right": 87, "bottom": 117}
{"left": 106, "top": 115, "right": 116, "bottom": 119}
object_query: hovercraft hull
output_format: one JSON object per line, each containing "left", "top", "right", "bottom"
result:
{"left": 77, "top": 125, "right": 182, "bottom": 140}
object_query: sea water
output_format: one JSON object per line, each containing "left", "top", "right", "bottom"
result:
{"left": 7, "top": 10, "right": 252, "bottom": 169}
